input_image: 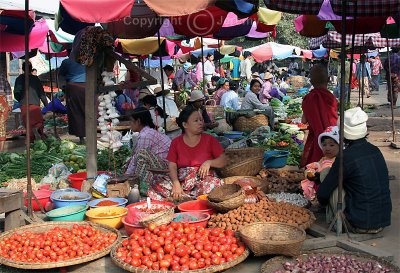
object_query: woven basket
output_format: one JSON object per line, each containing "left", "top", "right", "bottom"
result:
{"left": 207, "top": 184, "right": 242, "bottom": 203}
{"left": 111, "top": 240, "right": 250, "bottom": 273}
{"left": 220, "top": 147, "right": 265, "bottom": 178}
{"left": 0, "top": 221, "right": 121, "bottom": 269}
{"left": 239, "top": 222, "right": 306, "bottom": 257}
{"left": 233, "top": 114, "right": 269, "bottom": 131}
{"left": 206, "top": 105, "right": 225, "bottom": 120}
{"left": 208, "top": 193, "right": 245, "bottom": 213}
{"left": 139, "top": 206, "right": 175, "bottom": 228}
{"left": 289, "top": 76, "right": 306, "bottom": 91}
{"left": 260, "top": 251, "right": 400, "bottom": 273}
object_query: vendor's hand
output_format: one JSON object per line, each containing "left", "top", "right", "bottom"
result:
{"left": 198, "top": 160, "right": 211, "bottom": 179}
{"left": 172, "top": 181, "right": 184, "bottom": 200}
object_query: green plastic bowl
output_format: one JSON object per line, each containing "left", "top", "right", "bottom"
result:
{"left": 46, "top": 205, "right": 88, "bottom": 221}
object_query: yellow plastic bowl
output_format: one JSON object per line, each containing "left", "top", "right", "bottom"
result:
{"left": 197, "top": 194, "right": 208, "bottom": 201}
{"left": 85, "top": 206, "right": 128, "bottom": 229}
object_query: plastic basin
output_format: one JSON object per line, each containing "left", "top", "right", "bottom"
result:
{"left": 178, "top": 200, "right": 215, "bottom": 215}
{"left": 46, "top": 205, "right": 88, "bottom": 221}
{"left": 87, "top": 198, "right": 128, "bottom": 209}
{"left": 224, "top": 131, "right": 243, "bottom": 139}
{"left": 24, "top": 189, "right": 53, "bottom": 211}
{"left": 68, "top": 171, "right": 109, "bottom": 190}
{"left": 122, "top": 217, "right": 144, "bottom": 235}
{"left": 172, "top": 212, "right": 210, "bottom": 227}
{"left": 263, "top": 150, "right": 290, "bottom": 169}
{"left": 86, "top": 206, "right": 128, "bottom": 229}
{"left": 50, "top": 189, "right": 91, "bottom": 208}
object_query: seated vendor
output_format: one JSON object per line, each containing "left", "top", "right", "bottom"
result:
{"left": 301, "top": 126, "right": 339, "bottom": 202}
{"left": 41, "top": 91, "right": 67, "bottom": 115}
{"left": 142, "top": 94, "right": 168, "bottom": 131}
{"left": 241, "top": 79, "right": 271, "bottom": 111}
{"left": 147, "top": 105, "right": 226, "bottom": 200}
{"left": 317, "top": 107, "right": 392, "bottom": 234}
{"left": 125, "top": 107, "right": 172, "bottom": 196}
{"left": 187, "top": 90, "right": 218, "bottom": 130}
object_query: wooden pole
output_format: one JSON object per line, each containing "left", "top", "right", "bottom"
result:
{"left": 82, "top": 56, "right": 99, "bottom": 192}
{"left": 347, "top": 3, "right": 358, "bottom": 104}
{"left": 201, "top": 37, "right": 205, "bottom": 94}
{"left": 385, "top": 31, "right": 396, "bottom": 143}
{"left": 24, "top": 0, "right": 33, "bottom": 218}
{"left": 46, "top": 33, "right": 58, "bottom": 138}
{"left": 157, "top": 31, "right": 167, "bottom": 131}
{"left": 361, "top": 34, "right": 365, "bottom": 109}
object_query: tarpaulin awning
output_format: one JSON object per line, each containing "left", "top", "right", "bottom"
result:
{"left": 330, "top": 16, "right": 388, "bottom": 35}
{"left": 220, "top": 45, "right": 238, "bottom": 55}
{"left": 104, "top": 1, "right": 163, "bottom": 39}
{"left": 309, "top": 31, "right": 381, "bottom": 49}
{"left": 215, "top": 0, "right": 258, "bottom": 19}
{"left": 46, "top": 19, "right": 75, "bottom": 44}
{"left": 60, "top": 0, "right": 134, "bottom": 23}
{"left": 56, "top": 4, "right": 94, "bottom": 35}
{"left": 247, "top": 43, "right": 273, "bottom": 61}
{"left": 119, "top": 37, "right": 165, "bottom": 55}
{"left": 252, "top": 7, "right": 282, "bottom": 25}
{"left": 170, "top": 6, "right": 228, "bottom": 37}
{"left": 0, "top": 9, "right": 35, "bottom": 35}
{"left": 144, "top": 0, "right": 215, "bottom": 16}
{"left": 247, "top": 42, "right": 305, "bottom": 61}
{"left": 246, "top": 21, "right": 270, "bottom": 39}
{"left": 0, "top": 19, "right": 49, "bottom": 52}
{"left": 214, "top": 18, "right": 253, "bottom": 39}
{"left": 295, "top": 15, "right": 328, "bottom": 37}
{"left": 312, "top": 46, "right": 328, "bottom": 58}
{"left": 263, "top": 0, "right": 323, "bottom": 15}
{"left": 190, "top": 47, "right": 216, "bottom": 58}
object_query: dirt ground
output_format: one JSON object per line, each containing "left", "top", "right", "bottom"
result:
{"left": 0, "top": 86, "right": 399, "bottom": 272}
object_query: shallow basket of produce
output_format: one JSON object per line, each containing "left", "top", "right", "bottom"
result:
{"left": 207, "top": 184, "right": 242, "bottom": 203}
{"left": 239, "top": 222, "right": 306, "bottom": 257}
{"left": 207, "top": 193, "right": 245, "bottom": 213}
{"left": 127, "top": 200, "right": 176, "bottom": 228}
{"left": 110, "top": 223, "right": 250, "bottom": 273}
{"left": 260, "top": 251, "right": 400, "bottom": 273}
{"left": 0, "top": 221, "right": 121, "bottom": 269}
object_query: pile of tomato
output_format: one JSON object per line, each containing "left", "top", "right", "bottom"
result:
{"left": 0, "top": 224, "right": 117, "bottom": 263}
{"left": 115, "top": 222, "right": 246, "bottom": 271}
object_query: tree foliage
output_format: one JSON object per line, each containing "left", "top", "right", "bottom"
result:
{"left": 275, "top": 13, "right": 309, "bottom": 48}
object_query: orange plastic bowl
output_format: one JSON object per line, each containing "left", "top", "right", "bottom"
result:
{"left": 178, "top": 200, "right": 215, "bottom": 215}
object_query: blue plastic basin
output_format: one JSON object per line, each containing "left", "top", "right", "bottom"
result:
{"left": 50, "top": 190, "right": 91, "bottom": 208}
{"left": 224, "top": 131, "right": 243, "bottom": 139}
{"left": 263, "top": 150, "right": 290, "bottom": 168}
{"left": 46, "top": 205, "right": 88, "bottom": 221}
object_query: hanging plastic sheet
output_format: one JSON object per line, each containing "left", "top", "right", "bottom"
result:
{"left": 215, "top": 0, "right": 258, "bottom": 19}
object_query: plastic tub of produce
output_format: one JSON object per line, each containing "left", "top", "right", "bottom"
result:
{"left": 50, "top": 190, "right": 91, "bottom": 208}
{"left": 122, "top": 217, "right": 144, "bottom": 235}
{"left": 263, "top": 150, "right": 290, "bottom": 169}
{"left": 46, "top": 205, "right": 88, "bottom": 221}
{"left": 87, "top": 198, "right": 128, "bottom": 209}
{"left": 172, "top": 212, "right": 210, "bottom": 227}
{"left": 178, "top": 200, "right": 215, "bottom": 215}
{"left": 86, "top": 206, "right": 128, "bottom": 229}
{"left": 24, "top": 189, "right": 53, "bottom": 211}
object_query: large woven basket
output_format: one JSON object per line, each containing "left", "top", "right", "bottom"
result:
{"left": 239, "top": 222, "right": 306, "bottom": 257}
{"left": 0, "top": 221, "right": 121, "bottom": 269}
{"left": 220, "top": 147, "right": 265, "bottom": 178}
{"left": 139, "top": 206, "right": 175, "bottom": 228}
{"left": 208, "top": 193, "right": 245, "bottom": 213}
{"left": 233, "top": 114, "right": 269, "bottom": 131}
{"left": 111, "top": 240, "right": 250, "bottom": 273}
{"left": 207, "top": 184, "right": 242, "bottom": 203}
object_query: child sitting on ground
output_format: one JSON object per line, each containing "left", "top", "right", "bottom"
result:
{"left": 301, "top": 126, "right": 340, "bottom": 201}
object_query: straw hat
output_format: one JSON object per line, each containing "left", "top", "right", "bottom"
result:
{"left": 138, "top": 88, "right": 152, "bottom": 100}
{"left": 188, "top": 90, "right": 205, "bottom": 102}
{"left": 342, "top": 107, "right": 368, "bottom": 140}
{"left": 264, "top": 72, "right": 273, "bottom": 80}
{"left": 251, "top": 72, "right": 260, "bottom": 77}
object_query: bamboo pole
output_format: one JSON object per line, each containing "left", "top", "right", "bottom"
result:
{"left": 46, "top": 33, "right": 58, "bottom": 138}
{"left": 157, "top": 31, "right": 167, "bottom": 131}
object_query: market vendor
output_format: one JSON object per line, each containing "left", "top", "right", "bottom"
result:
{"left": 14, "top": 62, "right": 48, "bottom": 142}
{"left": 259, "top": 72, "right": 273, "bottom": 104}
{"left": 187, "top": 90, "right": 218, "bottom": 130}
{"left": 125, "top": 107, "right": 171, "bottom": 196}
{"left": 241, "top": 79, "right": 271, "bottom": 111}
{"left": 41, "top": 91, "right": 67, "bottom": 115}
{"left": 212, "top": 78, "right": 229, "bottom": 105}
{"left": 174, "top": 62, "right": 197, "bottom": 91}
{"left": 300, "top": 64, "right": 338, "bottom": 167}
{"left": 317, "top": 107, "right": 392, "bottom": 234}
{"left": 147, "top": 105, "right": 226, "bottom": 200}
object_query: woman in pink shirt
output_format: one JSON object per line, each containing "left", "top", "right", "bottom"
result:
{"left": 213, "top": 78, "right": 230, "bottom": 105}
{"left": 259, "top": 72, "right": 273, "bottom": 104}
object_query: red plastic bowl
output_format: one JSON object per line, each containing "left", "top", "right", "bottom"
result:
{"left": 178, "top": 200, "right": 215, "bottom": 215}
{"left": 68, "top": 171, "right": 109, "bottom": 190}
{"left": 122, "top": 217, "right": 144, "bottom": 235}
{"left": 24, "top": 189, "right": 53, "bottom": 211}
{"left": 172, "top": 212, "right": 210, "bottom": 227}
{"left": 126, "top": 200, "right": 175, "bottom": 211}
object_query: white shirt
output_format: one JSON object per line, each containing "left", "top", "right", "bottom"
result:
{"left": 156, "top": 96, "right": 180, "bottom": 117}
{"left": 240, "top": 58, "right": 252, "bottom": 81}
{"left": 204, "top": 60, "right": 215, "bottom": 75}
{"left": 220, "top": 90, "right": 239, "bottom": 110}
{"left": 280, "top": 82, "right": 290, "bottom": 90}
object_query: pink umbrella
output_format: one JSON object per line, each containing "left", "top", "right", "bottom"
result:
{"left": 0, "top": 19, "right": 49, "bottom": 52}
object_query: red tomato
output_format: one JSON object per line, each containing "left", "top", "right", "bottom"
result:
{"left": 180, "top": 265, "right": 189, "bottom": 271}
{"left": 175, "top": 246, "right": 188, "bottom": 257}
{"left": 189, "top": 261, "right": 198, "bottom": 270}
{"left": 211, "top": 256, "right": 221, "bottom": 265}
{"left": 172, "top": 264, "right": 181, "bottom": 271}
{"left": 159, "top": 259, "right": 170, "bottom": 268}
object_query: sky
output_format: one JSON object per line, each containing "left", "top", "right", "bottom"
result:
{"left": 0, "top": 0, "right": 59, "bottom": 15}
